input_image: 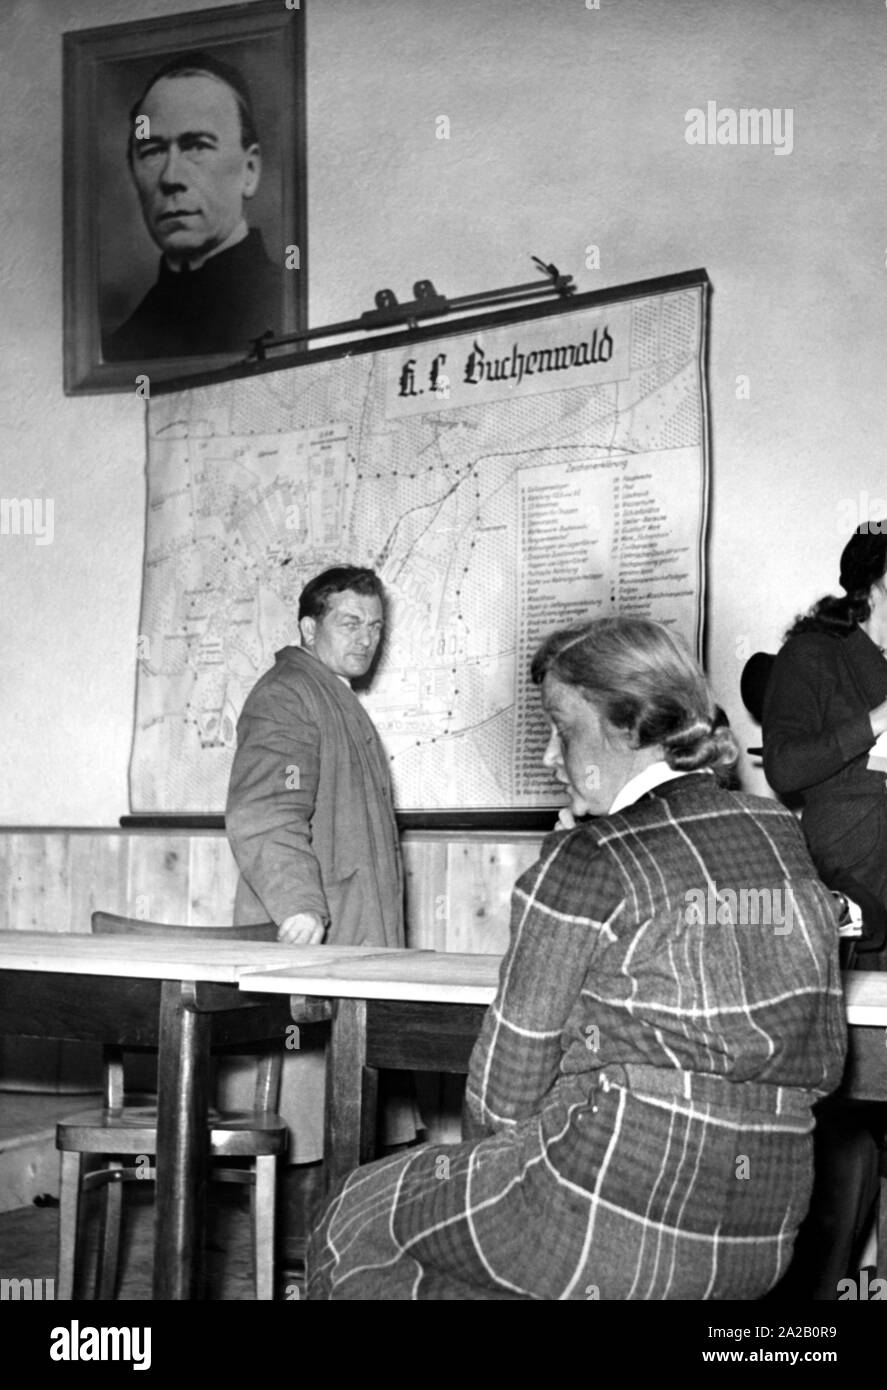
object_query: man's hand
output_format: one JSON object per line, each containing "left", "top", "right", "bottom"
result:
{"left": 555, "top": 806, "right": 577, "bottom": 831}
{"left": 278, "top": 911, "right": 326, "bottom": 945}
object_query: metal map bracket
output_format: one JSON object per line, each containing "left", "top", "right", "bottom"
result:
{"left": 248, "top": 256, "right": 576, "bottom": 362}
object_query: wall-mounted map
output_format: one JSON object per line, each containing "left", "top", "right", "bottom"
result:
{"left": 131, "top": 270, "right": 710, "bottom": 814}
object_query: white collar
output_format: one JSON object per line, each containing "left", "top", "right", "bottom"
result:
{"left": 164, "top": 219, "right": 249, "bottom": 272}
{"left": 608, "top": 761, "right": 689, "bottom": 814}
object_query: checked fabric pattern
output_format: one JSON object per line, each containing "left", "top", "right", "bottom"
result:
{"left": 308, "top": 773, "right": 847, "bottom": 1300}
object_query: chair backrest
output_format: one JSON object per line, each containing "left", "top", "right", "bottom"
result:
{"left": 92, "top": 911, "right": 277, "bottom": 942}
{"left": 90, "top": 911, "right": 282, "bottom": 1110}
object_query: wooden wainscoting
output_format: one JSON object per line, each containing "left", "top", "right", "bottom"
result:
{"left": 0, "top": 827, "right": 542, "bottom": 950}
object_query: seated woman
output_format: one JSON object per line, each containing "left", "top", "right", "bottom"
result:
{"left": 307, "top": 617, "right": 847, "bottom": 1301}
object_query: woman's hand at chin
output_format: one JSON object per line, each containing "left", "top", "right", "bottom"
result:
{"left": 555, "top": 791, "right": 592, "bottom": 830}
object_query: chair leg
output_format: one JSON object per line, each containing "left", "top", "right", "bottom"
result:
{"left": 95, "top": 1168, "right": 124, "bottom": 1300}
{"left": 57, "top": 1151, "right": 83, "bottom": 1300}
{"left": 253, "top": 1157, "right": 276, "bottom": 1301}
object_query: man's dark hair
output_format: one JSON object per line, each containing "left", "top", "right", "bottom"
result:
{"left": 127, "top": 51, "right": 259, "bottom": 165}
{"left": 298, "top": 567, "right": 385, "bottom": 623}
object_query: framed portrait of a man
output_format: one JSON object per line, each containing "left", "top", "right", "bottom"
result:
{"left": 63, "top": 1, "right": 306, "bottom": 395}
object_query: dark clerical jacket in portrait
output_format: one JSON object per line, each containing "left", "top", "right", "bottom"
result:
{"left": 103, "top": 229, "right": 281, "bottom": 361}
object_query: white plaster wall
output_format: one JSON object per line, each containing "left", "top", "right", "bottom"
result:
{"left": 2, "top": 0, "right": 887, "bottom": 823}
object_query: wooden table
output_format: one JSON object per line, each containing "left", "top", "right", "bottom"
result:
{"left": 240, "top": 956, "right": 887, "bottom": 1200}
{"left": 241, "top": 950, "right": 502, "bottom": 1188}
{"left": 0, "top": 932, "right": 388, "bottom": 1299}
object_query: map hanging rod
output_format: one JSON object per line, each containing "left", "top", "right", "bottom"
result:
{"left": 248, "top": 256, "right": 576, "bottom": 363}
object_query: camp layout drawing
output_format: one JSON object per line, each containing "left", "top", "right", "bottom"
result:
{"left": 131, "top": 272, "right": 710, "bottom": 813}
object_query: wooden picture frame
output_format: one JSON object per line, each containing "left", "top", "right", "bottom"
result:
{"left": 62, "top": 1, "right": 306, "bottom": 395}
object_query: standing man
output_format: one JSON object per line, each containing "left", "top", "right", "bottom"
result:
{"left": 103, "top": 51, "right": 281, "bottom": 361}
{"left": 225, "top": 567, "right": 411, "bottom": 1193}
{"left": 227, "top": 565, "right": 403, "bottom": 947}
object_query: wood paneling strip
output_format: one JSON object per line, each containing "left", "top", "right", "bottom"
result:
{"left": 68, "top": 831, "right": 126, "bottom": 933}
{"left": 402, "top": 837, "right": 449, "bottom": 950}
{"left": 7, "top": 832, "right": 72, "bottom": 933}
{"left": 187, "top": 835, "right": 241, "bottom": 926}
{"left": 124, "top": 833, "right": 192, "bottom": 926}
{"left": 0, "top": 828, "right": 545, "bottom": 949}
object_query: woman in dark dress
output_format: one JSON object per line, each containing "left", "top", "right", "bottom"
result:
{"left": 763, "top": 522, "right": 887, "bottom": 962}
{"left": 761, "top": 522, "right": 887, "bottom": 1300}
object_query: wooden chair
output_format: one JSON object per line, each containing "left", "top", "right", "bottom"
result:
{"left": 55, "top": 912, "right": 287, "bottom": 1300}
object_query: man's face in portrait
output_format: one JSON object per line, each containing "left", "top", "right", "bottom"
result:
{"left": 130, "top": 73, "right": 261, "bottom": 265}
{"left": 300, "top": 591, "right": 385, "bottom": 682}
